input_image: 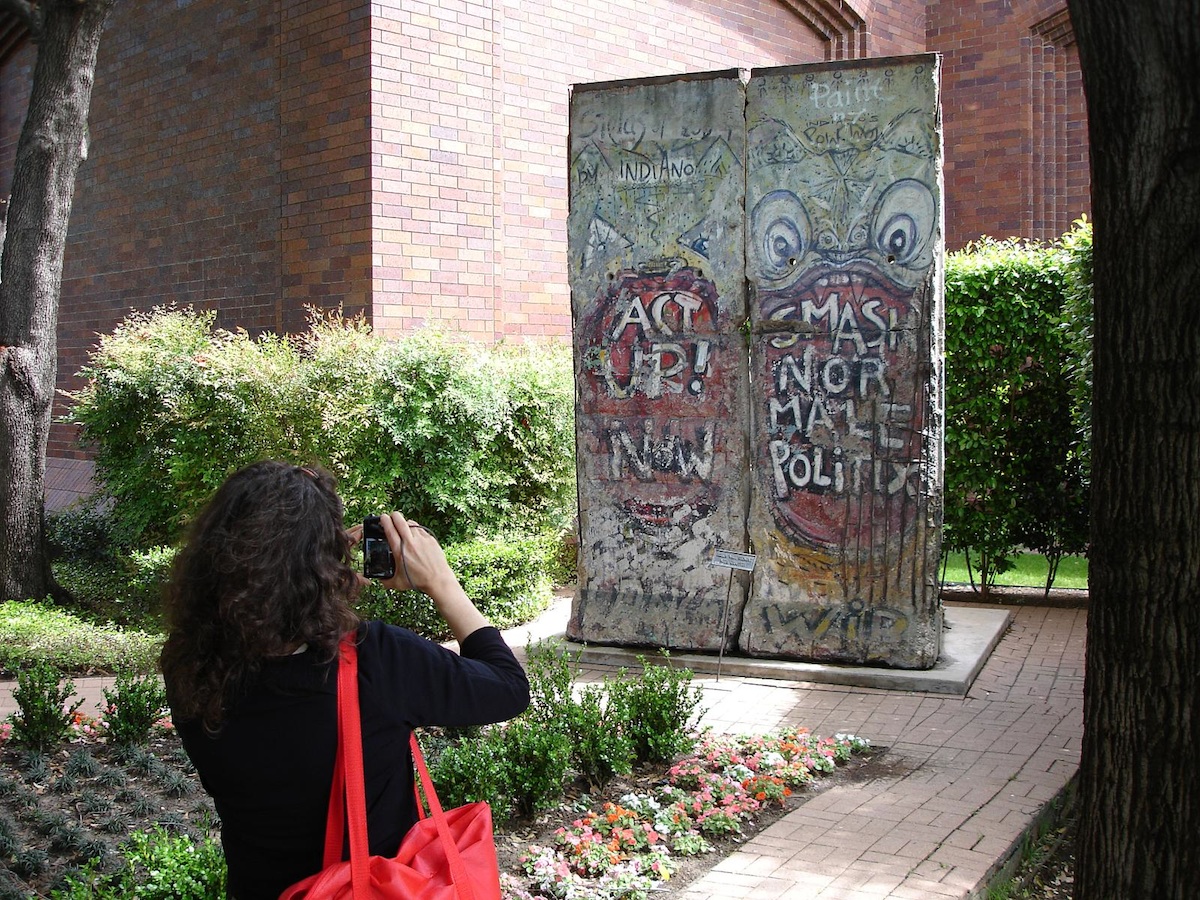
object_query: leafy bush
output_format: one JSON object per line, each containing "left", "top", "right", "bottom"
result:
{"left": 124, "top": 547, "right": 177, "bottom": 597}
{"left": 0, "top": 601, "right": 162, "bottom": 676}
{"left": 484, "top": 342, "right": 577, "bottom": 539}
{"left": 606, "top": 655, "right": 704, "bottom": 765}
{"left": 430, "top": 706, "right": 572, "bottom": 821}
{"left": 1060, "top": 215, "right": 1093, "bottom": 490}
{"left": 369, "top": 330, "right": 512, "bottom": 541}
{"left": 446, "top": 537, "right": 556, "bottom": 629}
{"left": 7, "top": 661, "right": 83, "bottom": 752}
{"left": 67, "top": 308, "right": 576, "bottom": 549}
{"left": 52, "top": 559, "right": 147, "bottom": 625}
{"left": 498, "top": 716, "right": 572, "bottom": 818}
{"left": 428, "top": 730, "right": 510, "bottom": 819}
{"left": 428, "top": 648, "right": 703, "bottom": 826}
{"left": 101, "top": 672, "right": 169, "bottom": 748}
{"left": 565, "top": 683, "right": 634, "bottom": 787}
{"left": 37, "top": 534, "right": 548, "bottom": 666}
{"left": 48, "top": 828, "right": 226, "bottom": 899}
{"left": 540, "top": 528, "right": 578, "bottom": 588}
{"left": 67, "top": 308, "right": 311, "bottom": 544}
{"left": 522, "top": 641, "right": 633, "bottom": 788}
{"left": 290, "top": 312, "right": 393, "bottom": 522}
{"left": 354, "top": 581, "right": 447, "bottom": 640}
{"left": 52, "top": 545, "right": 176, "bottom": 634}
{"left": 57, "top": 530, "right": 553, "bottom": 643}
{"left": 523, "top": 640, "right": 574, "bottom": 725}
{"left": 45, "top": 503, "right": 125, "bottom": 560}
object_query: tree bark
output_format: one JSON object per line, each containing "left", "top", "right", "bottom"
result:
{"left": 0, "top": 0, "right": 117, "bottom": 602}
{"left": 1068, "top": 1, "right": 1200, "bottom": 897}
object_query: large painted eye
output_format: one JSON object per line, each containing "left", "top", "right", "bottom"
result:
{"left": 873, "top": 179, "right": 936, "bottom": 266}
{"left": 750, "top": 191, "right": 812, "bottom": 282}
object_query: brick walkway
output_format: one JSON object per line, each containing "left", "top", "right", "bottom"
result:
{"left": 0, "top": 600, "right": 1084, "bottom": 900}
{"left": 510, "top": 600, "right": 1085, "bottom": 900}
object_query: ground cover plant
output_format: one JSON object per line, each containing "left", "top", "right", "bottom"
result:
{"left": 0, "top": 601, "right": 160, "bottom": 678}
{"left": 0, "top": 671, "right": 218, "bottom": 899}
{"left": 505, "top": 728, "right": 873, "bottom": 900}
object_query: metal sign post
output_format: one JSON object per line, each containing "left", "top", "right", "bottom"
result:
{"left": 709, "top": 548, "right": 757, "bottom": 680}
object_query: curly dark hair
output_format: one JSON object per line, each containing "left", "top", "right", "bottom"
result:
{"left": 160, "top": 461, "right": 361, "bottom": 733}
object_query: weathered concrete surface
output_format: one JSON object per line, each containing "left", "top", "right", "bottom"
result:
{"left": 567, "top": 72, "right": 751, "bottom": 651}
{"left": 567, "top": 58, "right": 946, "bottom": 666}
{"left": 740, "top": 56, "right": 945, "bottom": 667}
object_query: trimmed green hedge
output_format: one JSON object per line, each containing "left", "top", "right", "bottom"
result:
{"left": 40, "top": 529, "right": 560, "bottom": 667}
{"left": 0, "top": 601, "right": 161, "bottom": 677}
{"left": 943, "top": 218, "right": 1091, "bottom": 591}
{"left": 354, "top": 534, "right": 558, "bottom": 641}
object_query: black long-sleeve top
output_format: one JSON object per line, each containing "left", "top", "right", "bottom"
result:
{"left": 173, "top": 621, "right": 530, "bottom": 900}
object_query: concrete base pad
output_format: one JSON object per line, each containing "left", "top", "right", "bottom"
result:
{"left": 557, "top": 605, "right": 1010, "bottom": 696}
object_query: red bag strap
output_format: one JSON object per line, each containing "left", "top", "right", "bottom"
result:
{"left": 320, "top": 635, "right": 371, "bottom": 896}
{"left": 321, "top": 720, "right": 347, "bottom": 866}
{"left": 410, "top": 733, "right": 477, "bottom": 900}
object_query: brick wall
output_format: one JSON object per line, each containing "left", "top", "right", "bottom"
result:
{"left": 43, "top": 0, "right": 286, "bottom": 457}
{"left": 928, "top": 0, "right": 1089, "bottom": 249}
{"left": 0, "top": 0, "right": 1089, "bottom": 480}
{"left": 868, "top": 0, "right": 928, "bottom": 56}
{"left": 370, "top": 0, "right": 500, "bottom": 337}
{"left": 280, "top": 0, "right": 373, "bottom": 333}
{"left": 2, "top": 0, "right": 377, "bottom": 458}
{"left": 371, "top": 0, "right": 832, "bottom": 340}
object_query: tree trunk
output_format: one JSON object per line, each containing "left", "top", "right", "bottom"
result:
{"left": 0, "top": 0, "right": 117, "bottom": 602}
{"left": 1069, "top": 1, "right": 1200, "bottom": 897}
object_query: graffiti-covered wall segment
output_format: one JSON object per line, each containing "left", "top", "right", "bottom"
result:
{"left": 568, "top": 58, "right": 944, "bottom": 668}
{"left": 740, "top": 58, "right": 944, "bottom": 667}
{"left": 567, "top": 73, "right": 751, "bottom": 652}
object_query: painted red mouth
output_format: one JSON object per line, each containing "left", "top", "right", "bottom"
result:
{"left": 621, "top": 497, "right": 715, "bottom": 533}
{"left": 754, "top": 264, "right": 927, "bottom": 552}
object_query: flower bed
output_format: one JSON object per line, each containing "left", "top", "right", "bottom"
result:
{"left": 505, "top": 728, "right": 872, "bottom": 900}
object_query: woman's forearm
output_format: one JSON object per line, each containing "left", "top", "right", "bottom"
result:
{"left": 426, "top": 572, "right": 490, "bottom": 644}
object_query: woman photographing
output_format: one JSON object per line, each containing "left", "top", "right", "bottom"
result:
{"left": 160, "top": 461, "right": 529, "bottom": 899}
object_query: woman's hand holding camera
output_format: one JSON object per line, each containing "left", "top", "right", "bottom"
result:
{"left": 373, "top": 512, "right": 489, "bottom": 642}
{"left": 374, "top": 513, "right": 445, "bottom": 594}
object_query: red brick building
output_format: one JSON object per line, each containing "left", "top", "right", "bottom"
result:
{"left": 0, "top": 0, "right": 1088, "bottom": 494}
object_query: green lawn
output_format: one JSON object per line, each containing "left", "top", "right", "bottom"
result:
{"left": 940, "top": 552, "right": 1088, "bottom": 591}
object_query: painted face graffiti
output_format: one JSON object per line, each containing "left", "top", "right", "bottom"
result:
{"left": 747, "top": 168, "right": 936, "bottom": 553}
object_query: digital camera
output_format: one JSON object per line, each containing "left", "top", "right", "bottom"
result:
{"left": 362, "top": 515, "right": 395, "bottom": 579}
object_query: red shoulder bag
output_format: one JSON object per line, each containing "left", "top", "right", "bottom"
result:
{"left": 279, "top": 636, "right": 501, "bottom": 899}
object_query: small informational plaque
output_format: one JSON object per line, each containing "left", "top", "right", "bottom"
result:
{"left": 711, "top": 549, "right": 757, "bottom": 571}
